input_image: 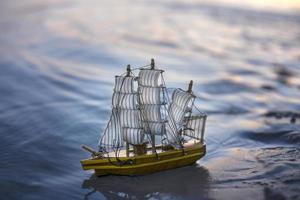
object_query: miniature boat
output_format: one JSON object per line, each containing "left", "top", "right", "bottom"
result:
{"left": 81, "top": 59, "right": 207, "bottom": 176}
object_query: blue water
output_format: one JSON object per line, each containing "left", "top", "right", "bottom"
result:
{"left": 1, "top": 0, "right": 300, "bottom": 199}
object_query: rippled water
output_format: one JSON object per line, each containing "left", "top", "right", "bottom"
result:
{"left": 1, "top": 0, "right": 300, "bottom": 199}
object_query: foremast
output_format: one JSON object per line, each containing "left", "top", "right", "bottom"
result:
{"left": 99, "top": 65, "right": 144, "bottom": 154}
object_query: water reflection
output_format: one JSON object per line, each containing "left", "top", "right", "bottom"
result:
{"left": 82, "top": 165, "right": 211, "bottom": 200}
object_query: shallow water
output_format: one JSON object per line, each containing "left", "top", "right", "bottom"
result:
{"left": 0, "top": 0, "right": 300, "bottom": 199}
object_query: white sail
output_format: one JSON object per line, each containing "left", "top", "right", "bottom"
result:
{"left": 138, "top": 69, "right": 165, "bottom": 135}
{"left": 122, "top": 128, "right": 144, "bottom": 145}
{"left": 99, "top": 109, "right": 122, "bottom": 149}
{"left": 139, "top": 105, "right": 161, "bottom": 121}
{"left": 142, "top": 121, "right": 165, "bottom": 134}
{"left": 119, "top": 109, "right": 141, "bottom": 128}
{"left": 112, "top": 93, "right": 136, "bottom": 109}
{"left": 139, "top": 69, "right": 161, "bottom": 87}
{"left": 169, "top": 89, "right": 194, "bottom": 124}
{"left": 183, "top": 115, "right": 206, "bottom": 141}
{"left": 99, "top": 75, "right": 144, "bottom": 150}
{"left": 165, "top": 89, "right": 195, "bottom": 146}
{"left": 114, "top": 76, "right": 135, "bottom": 93}
{"left": 139, "top": 87, "right": 161, "bottom": 105}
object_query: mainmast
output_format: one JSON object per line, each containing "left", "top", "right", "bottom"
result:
{"left": 138, "top": 58, "right": 165, "bottom": 153}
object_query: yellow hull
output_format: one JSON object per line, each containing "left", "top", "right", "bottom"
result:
{"left": 81, "top": 142, "right": 206, "bottom": 176}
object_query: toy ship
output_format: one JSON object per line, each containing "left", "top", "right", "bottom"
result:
{"left": 81, "top": 59, "right": 207, "bottom": 176}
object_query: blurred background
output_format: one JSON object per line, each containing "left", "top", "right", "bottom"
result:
{"left": 0, "top": 0, "right": 299, "bottom": 199}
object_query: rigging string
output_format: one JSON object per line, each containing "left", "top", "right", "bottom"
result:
{"left": 99, "top": 75, "right": 129, "bottom": 153}
{"left": 99, "top": 74, "right": 136, "bottom": 165}
{"left": 98, "top": 112, "right": 112, "bottom": 152}
{"left": 194, "top": 105, "right": 207, "bottom": 143}
{"left": 161, "top": 89, "right": 177, "bottom": 144}
{"left": 119, "top": 64, "right": 151, "bottom": 76}
{"left": 107, "top": 151, "right": 136, "bottom": 166}
{"left": 194, "top": 104, "right": 207, "bottom": 116}
{"left": 161, "top": 75, "right": 183, "bottom": 148}
{"left": 162, "top": 83, "right": 179, "bottom": 146}
{"left": 180, "top": 94, "right": 196, "bottom": 152}
{"left": 188, "top": 96, "right": 207, "bottom": 142}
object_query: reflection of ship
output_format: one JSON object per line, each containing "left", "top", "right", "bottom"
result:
{"left": 82, "top": 165, "right": 211, "bottom": 200}
{"left": 81, "top": 59, "right": 207, "bottom": 176}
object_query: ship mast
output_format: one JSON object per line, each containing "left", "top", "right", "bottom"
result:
{"left": 125, "top": 64, "right": 131, "bottom": 157}
{"left": 150, "top": 59, "right": 156, "bottom": 153}
{"left": 99, "top": 65, "right": 144, "bottom": 154}
{"left": 150, "top": 59, "right": 157, "bottom": 153}
{"left": 164, "top": 81, "right": 196, "bottom": 148}
{"left": 137, "top": 58, "right": 166, "bottom": 154}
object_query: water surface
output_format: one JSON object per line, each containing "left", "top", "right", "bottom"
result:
{"left": 0, "top": 0, "right": 300, "bottom": 199}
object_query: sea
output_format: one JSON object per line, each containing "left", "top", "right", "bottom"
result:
{"left": 0, "top": 0, "right": 299, "bottom": 199}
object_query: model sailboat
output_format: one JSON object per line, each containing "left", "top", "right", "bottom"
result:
{"left": 81, "top": 59, "right": 207, "bottom": 176}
